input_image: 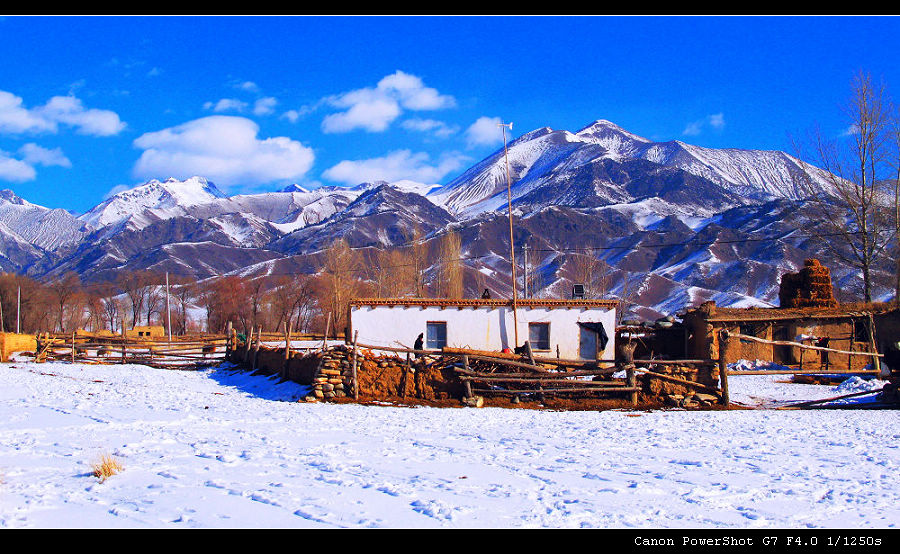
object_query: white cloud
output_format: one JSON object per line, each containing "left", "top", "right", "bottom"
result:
{"left": 322, "top": 71, "right": 455, "bottom": 134}
{"left": 322, "top": 149, "right": 468, "bottom": 186}
{"left": 253, "top": 97, "right": 278, "bottom": 116}
{"left": 203, "top": 98, "right": 249, "bottom": 113}
{"left": 132, "top": 115, "right": 315, "bottom": 187}
{"left": 19, "top": 143, "right": 71, "bottom": 168}
{"left": 235, "top": 81, "right": 260, "bottom": 93}
{"left": 682, "top": 113, "right": 725, "bottom": 137}
{"left": 0, "top": 90, "right": 125, "bottom": 136}
{"left": 401, "top": 118, "right": 458, "bottom": 138}
{"left": 0, "top": 150, "right": 36, "bottom": 182}
{"left": 465, "top": 116, "right": 505, "bottom": 147}
{"left": 323, "top": 95, "right": 401, "bottom": 133}
{"left": 0, "top": 143, "right": 71, "bottom": 183}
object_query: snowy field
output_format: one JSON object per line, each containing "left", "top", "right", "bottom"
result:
{"left": 1, "top": 360, "right": 899, "bottom": 529}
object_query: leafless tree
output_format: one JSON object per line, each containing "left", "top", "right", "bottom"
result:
{"left": 568, "top": 252, "right": 611, "bottom": 299}
{"left": 46, "top": 272, "right": 81, "bottom": 332}
{"left": 792, "top": 71, "right": 894, "bottom": 302}
{"left": 435, "top": 228, "right": 463, "bottom": 298}
{"left": 318, "top": 238, "right": 364, "bottom": 334}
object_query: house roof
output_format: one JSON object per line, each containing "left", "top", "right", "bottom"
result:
{"left": 685, "top": 303, "right": 894, "bottom": 323}
{"left": 349, "top": 297, "right": 619, "bottom": 310}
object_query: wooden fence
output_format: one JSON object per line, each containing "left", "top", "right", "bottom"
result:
{"left": 34, "top": 332, "right": 229, "bottom": 369}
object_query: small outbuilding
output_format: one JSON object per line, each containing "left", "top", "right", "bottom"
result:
{"left": 347, "top": 298, "right": 617, "bottom": 361}
{"left": 681, "top": 301, "right": 890, "bottom": 371}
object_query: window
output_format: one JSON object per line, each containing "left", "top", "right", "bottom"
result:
{"left": 853, "top": 319, "right": 871, "bottom": 343}
{"left": 529, "top": 322, "right": 550, "bottom": 351}
{"left": 426, "top": 322, "right": 447, "bottom": 349}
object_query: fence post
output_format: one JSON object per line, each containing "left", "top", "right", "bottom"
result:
{"left": 625, "top": 363, "right": 637, "bottom": 406}
{"left": 351, "top": 330, "right": 359, "bottom": 400}
{"left": 243, "top": 326, "right": 253, "bottom": 364}
{"left": 252, "top": 326, "right": 261, "bottom": 371}
{"left": 718, "top": 330, "right": 730, "bottom": 406}
{"left": 282, "top": 320, "right": 292, "bottom": 379}
{"left": 867, "top": 312, "right": 885, "bottom": 378}
{"left": 462, "top": 355, "right": 473, "bottom": 400}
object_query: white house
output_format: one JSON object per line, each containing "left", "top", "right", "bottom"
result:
{"left": 347, "top": 298, "right": 617, "bottom": 361}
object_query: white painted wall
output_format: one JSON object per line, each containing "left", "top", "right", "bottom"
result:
{"left": 349, "top": 304, "right": 616, "bottom": 360}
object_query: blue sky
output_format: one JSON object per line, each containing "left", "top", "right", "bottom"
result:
{"left": 1, "top": 15, "right": 899, "bottom": 214}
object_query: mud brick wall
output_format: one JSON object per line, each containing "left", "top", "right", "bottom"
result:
{"left": 0, "top": 332, "right": 37, "bottom": 362}
{"left": 640, "top": 365, "right": 719, "bottom": 398}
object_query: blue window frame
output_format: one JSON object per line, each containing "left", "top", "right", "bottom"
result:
{"left": 426, "top": 321, "right": 447, "bottom": 349}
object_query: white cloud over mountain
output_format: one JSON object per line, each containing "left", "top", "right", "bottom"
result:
{"left": 465, "top": 116, "right": 505, "bottom": 147}
{"left": 322, "top": 71, "right": 455, "bottom": 134}
{"left": 322, "top": 149, "right": 468, "bottom": 185}
{"left": 131, "top": 115, "right": 315, "bottom": 187}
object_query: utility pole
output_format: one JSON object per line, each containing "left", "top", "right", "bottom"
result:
{"left": 17, "top": 285, "right": 20, "bottom": 334}
{"left": 523, "top": 243, "right": 529, "bottom": 299}
{"left": 165, "top": 272, "right": 172, "bottom": 342}
{"left": 498, "top": 120, "right": 519, "bottom": 347}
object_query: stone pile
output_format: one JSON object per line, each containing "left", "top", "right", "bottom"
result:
{"left": 303, "top": 346, "right": 354, "bottom": 402}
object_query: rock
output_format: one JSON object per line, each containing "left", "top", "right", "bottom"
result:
{"left": 462, "top": 396, "right": 484, "bottom": 408}
{"left": 694, "top": 393, "right": 719, "bottom": 403}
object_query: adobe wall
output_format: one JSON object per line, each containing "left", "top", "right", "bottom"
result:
{"left": 0, "top": 332, "right": 37, "bottom": 362}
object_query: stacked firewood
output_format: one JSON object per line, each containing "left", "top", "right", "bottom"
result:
{"left": 778, "top": 258, "right": 838, "bottom": 308}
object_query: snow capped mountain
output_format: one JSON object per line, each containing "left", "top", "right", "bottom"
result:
{"left": 0, "top": 118, "right": 877, "bottom": 319}
{"left": 0, "top": 189, "right": 92, "bottom": 252}
{"left": 429, "top": 119, "right": 835, "bottom": 217}
{"left": 79, "top": 176, "right": 228, "bottom": 229}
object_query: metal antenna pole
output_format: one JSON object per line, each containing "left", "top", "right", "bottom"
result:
{"left": 165, "top": 272, "right": 172, "bottom": 343}
{"left": 523, "top": 243, "right": 529, "bottom": 299}
{"left": 499, "top": 120, "right": 519, "bottom": 347}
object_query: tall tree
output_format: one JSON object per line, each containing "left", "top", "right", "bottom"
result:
{"left": 319, "top": 238, "right": 363, "bottom": 334}
{"left": 793, "top": 71, "right": 893, "bottom": 302}
{"left": 435, "top": 229, "right": 463, "bottom": 298}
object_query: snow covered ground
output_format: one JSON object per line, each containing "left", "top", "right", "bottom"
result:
{"left": 1, "top": 360, "right": 898, "bottom": 529}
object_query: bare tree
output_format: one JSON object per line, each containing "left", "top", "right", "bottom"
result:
{"left": 435, "top": 228, "right": 463, "bottom": 298}
{"left": 793, "top": 71, "right": 893, "bottom": 302}
{"left": 46, "top": 272, "right": 81, "bottom": 332}
{"left": 568, "top": 252, "right": 611, "bottom": 299}
{"left": 409, "top": 224, "right": 428, "bottom": 297}
{"left": 318, "top": 238, "right": 364, "bottom": 334}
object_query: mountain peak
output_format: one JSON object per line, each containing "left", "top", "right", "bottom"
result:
{"left": 0, "top": 189, "right": 29, "bottom": 206}
{"left": 279, "top": 184, "right": 311, "bottom": 194}
{"left": 80, "top": 176, "right": 227, "bottom": 228}
{"left": 575, "top": 119, "right": 650, "bottom": 143}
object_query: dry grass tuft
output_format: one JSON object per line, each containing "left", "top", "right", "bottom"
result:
{"left": 91, "top": 454, "right": 124, "bottom": 483}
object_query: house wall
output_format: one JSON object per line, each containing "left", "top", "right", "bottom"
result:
{"left": 349, "top": 304, "right": 616, "bottom": 361}
{"left": 0, "top": 332, "right": 37, "bottom": 362}
{"left": 685, "top": 316, "right": 869, "bottom": 370}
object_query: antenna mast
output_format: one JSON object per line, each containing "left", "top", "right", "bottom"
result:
{"left": 498, "top": 120, "right": 519, "bottom": 347}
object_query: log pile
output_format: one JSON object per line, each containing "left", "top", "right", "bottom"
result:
{"left": 778, "top": 258, "right": 838, "bottom": 309}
